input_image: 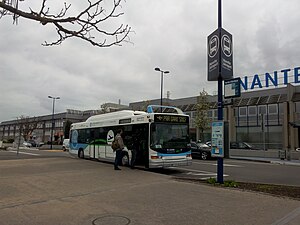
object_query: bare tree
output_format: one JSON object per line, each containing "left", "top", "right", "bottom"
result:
{"left": 194, "top": 89, "right": 211, "bottom": 142}
{"left": 141, "top": 100, "right": 151, "bottom": 112}
{"left": 100, "top": 103, "right": 110, "bottom": 113}
{"left": 0, "top": 0, "right": 131, "bottom": 47}
{"left": 17, "top": 115, "right": 41, "bottom": 141}
{"left": 63, "top": 120, "right": 72, "bottom": 139}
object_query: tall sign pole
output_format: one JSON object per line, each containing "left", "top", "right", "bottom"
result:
{"left": 217, "top": 0, "right": 224, "bottom": 184}
{"left": 207, "top": 0, "right": 233, "bottom": 184}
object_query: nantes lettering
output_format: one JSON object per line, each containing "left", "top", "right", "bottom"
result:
{"left": 240, "top": 67, "right": 300, "bottom": 91}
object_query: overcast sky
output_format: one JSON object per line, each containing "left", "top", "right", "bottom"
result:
{"left": 1, "top": 0, "right": 300, "bottom": 122}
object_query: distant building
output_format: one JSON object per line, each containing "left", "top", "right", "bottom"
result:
{"left": 0, "top": 103, "right": 128, "bottom": 144}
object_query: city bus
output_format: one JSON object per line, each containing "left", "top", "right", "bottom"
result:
{"left": 69, "top": 105, "right": 192, "bottom": 168}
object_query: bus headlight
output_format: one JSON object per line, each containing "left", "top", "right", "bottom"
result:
{"left": 151, "top": 155, "right": 162, "bottom": 159}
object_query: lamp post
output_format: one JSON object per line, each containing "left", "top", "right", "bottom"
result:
{"left": 48, "top": 96, "right": 60, "bottom": 150}
{"left": 154, "top": 67, "right": 170, "bottom": 110}
{"left": 16, "top": 116, "right": 22, "bottom": 155}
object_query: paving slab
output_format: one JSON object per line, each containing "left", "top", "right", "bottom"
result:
{"left": 0, "top": 157, "right": 299, "bottom": 225}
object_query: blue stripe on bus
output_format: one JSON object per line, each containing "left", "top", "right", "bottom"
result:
{"left": 157, "top": 151, "right": 191, "bottom": 157}
{"left": 70, "top": 143, "right": 89, "bottom": 150}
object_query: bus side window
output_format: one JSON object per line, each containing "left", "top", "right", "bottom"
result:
{"left": 78, "top": 129, "right": 89, "bottom": 144}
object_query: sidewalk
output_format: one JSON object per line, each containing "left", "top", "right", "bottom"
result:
{"left": 230, "top": 156, "right": 300, "bottom": 166}
{"left": 1, "top": 155, "right": 300, "bottom": 225}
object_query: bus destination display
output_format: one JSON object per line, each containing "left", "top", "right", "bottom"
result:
{"left": 154, "top": 115, "right": 188, "bottom": 123}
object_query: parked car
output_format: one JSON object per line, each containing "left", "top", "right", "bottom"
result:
{"left": 27, "top": 139, "right": 38, "bottom": 147}
{"left": 62, "top": 139, "right": 70, "bottom": 151}
{"left": 190, "top": 142, "right": 212, "bottom": 160}
{"left": 230, "top": 142, "right": 260, "bottom": 150}
{"left": 205, "top": 141, "right": 212, "bottom": 147}
{"left": 37, "top": 142, "right": 44, "bottom": 147}
{"left": 23, "top": 140, "right": 43, "bottom": 148}
{"left": 22, "top": 141, "right": 32, "bottom": 148}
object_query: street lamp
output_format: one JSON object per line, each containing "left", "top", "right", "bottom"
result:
{"left": 48, "top": 96, "right": 60, "bottom": 150}
{"left": 154, "top": 67, "right": 170, "bottom": 110}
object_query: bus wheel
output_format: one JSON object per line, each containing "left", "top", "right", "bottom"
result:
{"left": 121, "top": 153, "right": 129, "bottom": 166}
{"left": 78, "top": 149, "right": 84, "bottom": 159}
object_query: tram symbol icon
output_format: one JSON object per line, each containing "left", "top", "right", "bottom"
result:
{"left": 221, "top": 34, "right": 232, "bottom": 57}
{"left": 208, "top": 35, "right": 219, "bottom": 58}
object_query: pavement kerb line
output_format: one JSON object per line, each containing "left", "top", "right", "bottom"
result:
{"left": 43, "top": 150, "right": 64, "bottom": 152}
{"left": 230, "top": 157, "right": 300, "bottom": 166}
{"left": 270, "top": 161, "right": 300, "bottom": 166}
{"left": 229, "top": 157, "right": 272, "bottom": 163}
{"left": 8, "top": 150, "right": 40, "bottom": 156}
{"left": 6, "top": 147, "right": 65, "bottom": 152}
{"left": 271, "top": 206, "right": 300, "bottom": 225}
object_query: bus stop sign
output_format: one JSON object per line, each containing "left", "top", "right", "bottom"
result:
{"left": 207, "top": 28, "right": 233, "bottom": 81}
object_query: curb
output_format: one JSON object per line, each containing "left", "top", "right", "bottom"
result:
{"left": 270, "top": 160, "right": 300, "bottom": 166}
{"left": 7, "top": 147, "right": 40, "bottom": 151}
{"left": 229, "top": 157, "right": 272, "bottom": 164}
{"left": 230, "top": 156, "right": 300, "bottom": 166}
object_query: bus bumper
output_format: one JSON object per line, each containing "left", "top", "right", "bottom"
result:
{"left": 149, "top": 158, "right": 192, "bottom": 168}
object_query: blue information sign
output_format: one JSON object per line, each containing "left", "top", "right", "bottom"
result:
{"left": 211, "top": 121, "right": 224, "bottom": 158}
{"left": 224, "top": 77, "right": 241, "bottom": 99}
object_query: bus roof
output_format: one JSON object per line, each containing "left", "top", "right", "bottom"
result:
{"left": 86, "top": 110, "right": 146, "bottom": 122}
{"left": 71, "top": 106, "right": 187, "bottom": 129}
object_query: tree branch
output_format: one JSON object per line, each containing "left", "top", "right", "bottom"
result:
{"left": 0, "top": 0, "right": 131, "bottom": 47}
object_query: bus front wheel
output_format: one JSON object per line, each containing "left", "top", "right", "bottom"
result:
{"left": 78, "top": 149, "right": 84, "bottom": 159}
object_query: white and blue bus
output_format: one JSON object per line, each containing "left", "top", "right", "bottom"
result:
{"left": 69, "top": 105, "right": 192, "bottom": 168}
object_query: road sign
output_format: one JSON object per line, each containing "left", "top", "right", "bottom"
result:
{"left": 207, "top": 28, "right": 233, "bottom": 81}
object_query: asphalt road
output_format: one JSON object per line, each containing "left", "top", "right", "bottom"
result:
{"left": 0, "top": 152, "right": 300, "bottom": 225}
{"left": 1, "top": 149, "right": 300, "bottom": 186}
{"left": 176, "top": 158, "right": 300, "bottom": 186}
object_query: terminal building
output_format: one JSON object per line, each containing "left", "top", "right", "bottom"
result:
{"left": 131, "top": 84, "right": 300, "bottom": 153}
{"left": 1, "top": 83, "right": 300, "bottom": 155}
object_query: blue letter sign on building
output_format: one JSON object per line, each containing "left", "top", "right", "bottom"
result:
{"left": 240, "top": 67, "right": 300, "bottom": 91}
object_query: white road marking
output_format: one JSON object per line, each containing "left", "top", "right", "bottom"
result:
{"left": 186, "top": 172, "right": 229, "bottom": 178}
{"left": 171, "top": 167, "right": 229, "bottom": 178}
{"left": 8, "top": 150, "right": 40, "bottom": 156}
{"left": 212, "top": 163, "right": 243, "bottom": 167}
{"left": 192, "top": 161, "right": 244, "bottom": 167}
{"left": 171, "top": 167, "right": 213, "bottom": 173}
{"left": 186, "top": 172, "right": 218, "bottom": 176}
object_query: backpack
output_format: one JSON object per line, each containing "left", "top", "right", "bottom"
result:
{"left": 111, "top": 138, "right": 120, "bottom": 151}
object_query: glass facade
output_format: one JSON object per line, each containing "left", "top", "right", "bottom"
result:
{"left": 235, "top": 103, "right": 283, "bottom": 149}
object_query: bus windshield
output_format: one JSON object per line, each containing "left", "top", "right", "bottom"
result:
{"left": 150, "top": 123, "right": 189, "bottom": 152}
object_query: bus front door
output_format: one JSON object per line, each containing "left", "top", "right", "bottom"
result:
{"left": 89, "top": 129, "right": 96, "bottom": 159}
